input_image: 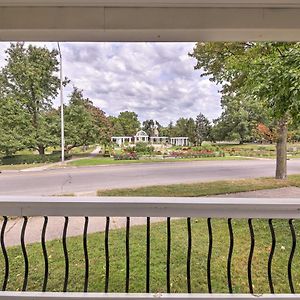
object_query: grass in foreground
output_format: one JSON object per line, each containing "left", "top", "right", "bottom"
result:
{"left": 3, "top": 174, "right": 300, "bottom": 293}
{"left": 97, "top": 174, "right": 300, "bottom": 197}
{"left": 69, "top": 156, "right": 249, "bottom": 167}
{"left": 1, "top": 218, "right": 300, "bottom": 294}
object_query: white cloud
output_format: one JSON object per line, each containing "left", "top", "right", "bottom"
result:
{"left": 0, "top": 42, "right": 221, "bottom": 125}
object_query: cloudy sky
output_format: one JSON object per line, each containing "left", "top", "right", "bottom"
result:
{"left": 0, "top": 42, "right": 221, "bottom": 125}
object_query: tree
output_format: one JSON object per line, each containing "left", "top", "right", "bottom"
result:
{"left": 109, "top": 116, "right": 124, "bottom": 136}
{"left": 195, "top": 113, "right": 211, "bottom": 145}
{"left": 186, "top": 118, "right": 197, "bottom": 145}
{"left": 0, "top": 96, "right": 28, "bottom": 156}
{"left": 142, "top": 119, "right": 162, "bottom": 136}
{"left": 211, "top": 95, "right": 267, "bottom": 144}
{"left": 86, "top": 95, "right": 113, "bottom": 149}
{"left": 255, "top": 123, "right": 276, "bottom": 144}
{"left": 117, "top": 111, "right": 141, "bottom": 136}
{"left": 1, "top": 43, "right": 63, "bottom": 155}
{"left": 190, "top": 42, "right": 300, "bottom": 179}
{"left": 160, "top": 122, "right": 175, "bottom": 137}
{"left": 64, "top": 87, "right": 112, "bottom": 151}
{"left": 174, "top": 117, "right": 196, "bottom": 144}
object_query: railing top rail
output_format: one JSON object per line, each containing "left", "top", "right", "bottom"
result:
{"left": 1, "top": 292, "right": 300, "bottom": 299}
{"left": 0, "top": 196, "right": 299, "bottom": 218}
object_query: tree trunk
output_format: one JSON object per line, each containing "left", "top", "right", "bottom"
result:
{"left": 38, "top": 145, "right": 45, "bottom": 155}
{"left": 66, "top": 144, "right": 76, "bottom": 153}
{"left": 275, "top": 118, "right": 288, "bottom": 179}
{"left": 5, "top": 149, "right": 11, "bottom": 157}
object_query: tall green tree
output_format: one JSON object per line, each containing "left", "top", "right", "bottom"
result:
{"left": 142, "top": 119, "right": 162, "bottom": 136}
{"left": 117, "top": 111, "right": 140, "bottom": 136}
{"left": 211, "top": 95, "right": 269, "bottom": 144}
{"left": 87, "top": 95, "right": 113, "bottom": 148}
{"left": 109, "top": 116, "right": 124, "bottom": 136}
{"left": 160, "top": 121, "right": 174, "bottom": 137}
{"left": 195, "top": 113, "right": 211, "bottom": 145}
{"left": 174, "top": 117, "right": 196, "bottom": 144}
{"left": 64, "top": 87, "right": 112, "bottom": 151}
{"left": 190, "top": 42, "right": 300, "bottom": 179}
{"left": 0, "top": 96, "right": 29, "bottom": 156}
{"left": 1, "top": 43, "right": 62, "bottom": 154}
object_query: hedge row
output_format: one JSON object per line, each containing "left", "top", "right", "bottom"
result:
{"left": 169, "top": 150, "right": 225, "bottom": 158}
{"left": 114, "top": 153, "right": 139, "bottom": 160}
{"left": 0, "top": 153, "right": 72, "bottom": 165}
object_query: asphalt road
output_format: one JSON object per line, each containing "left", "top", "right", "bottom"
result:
{"left": 1, "top": 159, "right": 300, "bottom": 196}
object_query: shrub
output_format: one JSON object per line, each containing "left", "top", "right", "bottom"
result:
{"left": 126, "top": 143, "right": 154, "bottom": 155}
{"left": 113, "top": 152, "right": 139, "bottom": 160}
{"left": 1, "top": 153, "right": 72, "bottom": 165}
{"left": 52, "top": 150, "right": 62, "bottom": 155}
{"left": 172, "top": 146, "right": 191, "bottom": 151}
{"left": 192, "top": 145, "right": 220, "bottom": 152}
{"left": 168, "top": 149, "right": 222, "bottom": 158}
{"left": 224, "top": 147, "right": 276, "bottom": 157}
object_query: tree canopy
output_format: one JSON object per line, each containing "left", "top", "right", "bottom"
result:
{"left": 116, "top": 111, "right": 141, "bottom": 136}
{"left": 0, "top": 43, "right": 112, "bottom": 157}
{"left": 0, "top": 43, "right": 62, "bottom": 154}
{"left": 195, "top": 113, "right": 211, "bottom": 145}
{"left": 64, "top": 87, "right": 112, "bottom": 151}
{"left": 190, "top": 42, "right": 300, "bottom": 178}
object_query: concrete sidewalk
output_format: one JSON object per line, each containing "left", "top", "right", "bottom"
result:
{"left": 4, "top": 216, "right": 165, "bottom": 247}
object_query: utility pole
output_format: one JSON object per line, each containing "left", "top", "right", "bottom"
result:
{"left": 57, "top": 42, "right": 65, "bottom": 164}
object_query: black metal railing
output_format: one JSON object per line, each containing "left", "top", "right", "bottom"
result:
{"left": 0, "top": 216, "right": 300, "bottom": 295}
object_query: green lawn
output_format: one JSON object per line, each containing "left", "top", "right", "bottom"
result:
{"left": 3, "top": 175, "right": 300, "bottom": 294}
{"left": 97, "top": 175, "right": 300, "bottom": 197}
{"left": 218, "top": 143, "right": 277, "bottom": 151}
{"left": 218, "top": 142, "right": 300, "bottom": 159}
{"left": 0, "top": 163, "right": 46, "bottom": 171}
{"left": 69, "top": 145, "right": 97, "bottom": 155}
{"left": 68, "top": 156, "right": 250, "bottom": 167}
{"left": 1, "top": 218, "right": 299, "bottom": 294}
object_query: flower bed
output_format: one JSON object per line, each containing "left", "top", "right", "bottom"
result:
{"left": 113, "top": 152, "right": 139, "bottom": 160}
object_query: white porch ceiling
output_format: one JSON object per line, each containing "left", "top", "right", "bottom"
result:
{"left": 0, "top": 0, "right": 299, "bottom": 41}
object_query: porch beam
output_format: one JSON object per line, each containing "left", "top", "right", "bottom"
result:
{"left": 0, "top": 3, "right": 300, "bottom": 41}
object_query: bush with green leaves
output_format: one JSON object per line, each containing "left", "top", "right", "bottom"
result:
{"left": 1, "top": 153, "right": 72, "bottom": 165}
{"left": 126, "top": 143, "right": 154, "bottom": 155}
{"left": 192, "top": 144, "right": 220, "bottom": 152}
{"left": 113, "top": 153, "right": 139, "bottom": 160}
{"left": 169, "top": 149, "right": 225, "bottom": 158}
